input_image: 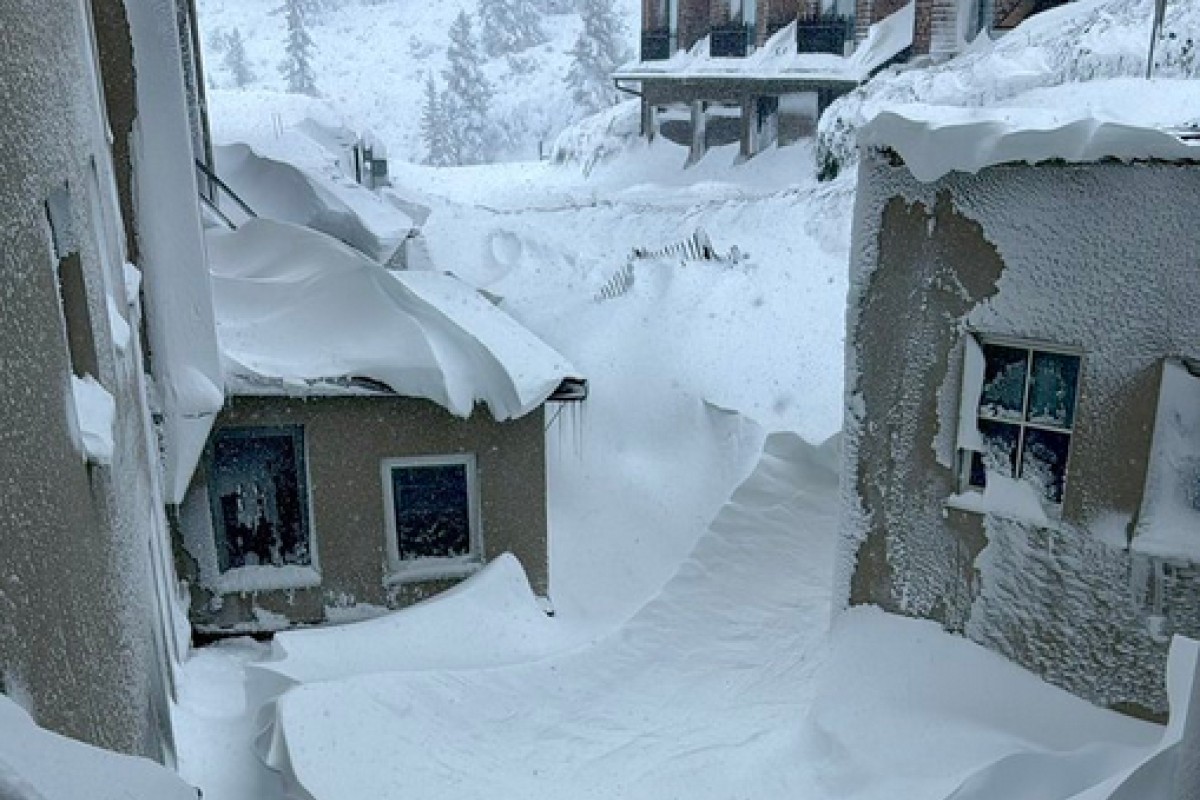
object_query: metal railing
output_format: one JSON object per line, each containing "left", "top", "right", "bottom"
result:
{"left": 194, "top": 159, "right": 257, "bottom": 229}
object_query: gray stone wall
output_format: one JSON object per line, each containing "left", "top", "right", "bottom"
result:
{"left": 178, "top": 395, "right": 550, "bottom": 630}
{"left": 0, "top": 0, "right": 171, "bottom": 758}
{"left": 844, "top": 150, "right": 1200, "bottom": 716}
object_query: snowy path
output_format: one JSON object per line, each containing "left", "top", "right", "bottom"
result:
{"left": 263, "top": 432, "right": 841, "bottom": 800}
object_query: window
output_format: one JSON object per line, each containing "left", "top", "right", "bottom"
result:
{"left": 960, "top": 337, "right": 1081, "bottom": 507}
{"left": 207, "top": 426, "right": 313, "bottom": 573}
{"left": 381, "top": 454, "right": 481, "bottom": 579}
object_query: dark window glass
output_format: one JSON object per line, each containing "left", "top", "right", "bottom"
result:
{"left": 209, "top": 427, "right": 310, "bottom": 572}
{"left": 968, "top": 340, "right": 1081, "bottom": 506}
{"left": 1022, "top": 428, "right": 1071, "bottom": 505}
{"left": 979, "top": 344, "right": 1028, "bottom": 421}
{"left": 970, "top": 419, "right": 1020, "bottom": 488}
{"left": 391, "top": 464, "right": 472, "bottom": 561}
{"left": 1028, "top": 351, "right": 1080, "bottom": 428}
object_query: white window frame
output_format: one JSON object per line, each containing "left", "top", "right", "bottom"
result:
{"left": 956, "top": 333, "right": 1083, "bottom": 513}
{"left": 381, "top": 453, "right": 483, "bottom": 583}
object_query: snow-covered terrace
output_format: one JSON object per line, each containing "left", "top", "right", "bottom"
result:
{"left": 613, "top": 2, "right": 915, "bottom": 86}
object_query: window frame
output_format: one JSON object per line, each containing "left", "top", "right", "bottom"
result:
{"left": 957, "top": 333, "right": 1083, "bottom": 513}
{"left": 204, "top": 424, "right": 319, "bottom": 588}
{"left": 380, "top": 453, "right": 483, "bottom": 583}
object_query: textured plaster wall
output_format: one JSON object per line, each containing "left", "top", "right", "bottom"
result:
{"left": 179, "top": 395, "right": 550, "bottom": 630}
{"left": 0, "top": 0, "right": 169, "bottom": 757}
{"left": 843, "top": 149, "right": 1200, "bottom": 716}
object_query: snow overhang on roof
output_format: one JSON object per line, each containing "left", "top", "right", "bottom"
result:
{"left": 860, "top": 91, "right": 1200, "bottom": 183}
{"left": 206, "top": 219, "right": 582, "bottom": 421}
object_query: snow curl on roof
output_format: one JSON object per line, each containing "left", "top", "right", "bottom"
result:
{"left": 207, "top": 219, "right": 577, "bottom": 420}
{"left": 860, "top": 83, "right": 1200, "bottom": 182}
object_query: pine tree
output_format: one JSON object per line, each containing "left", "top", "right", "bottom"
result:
{"left": 224, "top": 28, "right": 255, "bottom": 88}
{"left": 478, "top": 0, "right": 548, "bottom": 57}
{"left": 279, "top": 0, "right": 318, "bottom": 96}
{"left": 566, "top": 0, "right": 628, "bottom": 115}
{"left": 419, "top": 73, "right": 454, "bottom": 167}
{"left": 442, "top": 11, "right": 493, "bottom": 164}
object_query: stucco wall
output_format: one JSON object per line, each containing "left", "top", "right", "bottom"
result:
{"left": 178, "top": 395, "right": 550, "bottom": 630}
{"left": 0, "top": 0, "right": 170, "bottom": 758}
{"left": 843, "top": 149, "right": 1200, "bottom": 716}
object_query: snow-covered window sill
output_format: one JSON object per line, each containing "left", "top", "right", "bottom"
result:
{"left": 383, "top": 557, "right": 483, "bottom": 586}
{"left": 944, "top": 488, "right": 1061, "bottom": 529}
{"left": 212, "top": 564, "right": 322, "bottom": 595}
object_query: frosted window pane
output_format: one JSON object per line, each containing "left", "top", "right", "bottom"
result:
{"left": 970, "top": 419, "right": 1020, "bottom": 488}
{"left": 980, "top": 344, "right": 1028, "bottom": 421}
{"left": 1022, "top": 428, "right": 1070, "bottom": 504}
{"left": 392, "top": 464, "right": 471, "bottom": 561}
{"left": 1028, "top": 352, "right": 1079, "bottom": 428}
{"left": 210, "top": 428, "right": 310, "bottom": 572}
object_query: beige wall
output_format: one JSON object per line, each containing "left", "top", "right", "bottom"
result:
{"left": 178, "top": 395, "right": 550, "bottom": 631}
{"left": 0, "top": 0, "right": 172, "bottom": 758}
{"left": 844, "top": 151, "right": 1200, "bottom": 716}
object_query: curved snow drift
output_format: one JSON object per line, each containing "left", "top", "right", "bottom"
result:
{"left": 206, "top": 219, "right": 577, "bottom": 420}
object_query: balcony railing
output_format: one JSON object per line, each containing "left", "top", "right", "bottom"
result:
{"left": 795, "top": 15, "right": 854, "bottom": 55}
{"left": 641, "top": 29, "right": 674, "bottom": 61}
{"left": 710, "top": 24, "right": 754, "bottom": 58}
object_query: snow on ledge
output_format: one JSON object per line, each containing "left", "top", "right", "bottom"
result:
{"left": 207, "top": 219, "right": 579, "bottom": 420}
{"left": 71, "top": 375, "right": 115, "bottom": 466}
{"left": 861, "top": 104, "right": 1200, "bottom": 183}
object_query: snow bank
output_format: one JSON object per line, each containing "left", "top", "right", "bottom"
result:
{"left": 254, "top": 431, "right": 843, "bottom": 800}
{"left": 0, "top": 696, "right": 196, "bottom": 800}
{"left": 818, "top": 0, "right": 1200, "bottom": 179}
{"left": 206, "top": 218, "right": 576, "bottom": 419}
{"left": 70, "top": 375, "right": 116, "bottom": 465}
{"left": 250, "top": 554, "right": 566, "bottom": 703}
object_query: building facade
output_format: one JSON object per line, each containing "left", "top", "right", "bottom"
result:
{"left": 0, "top": 0, "right": 182, "bottom": 760}
{"left": 176, "top": 394, "right": 554, "bottom": 633}
{"left": 842, "top": 120, "right": 1200, "bottom": 718}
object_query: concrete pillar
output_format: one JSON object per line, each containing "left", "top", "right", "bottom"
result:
{"left": 642, "top": 100, "right": 658, "bottom": 141}
{"left": 688, "top": 100, "right": 707, "bottom": 165}
{"left": 740, "top": 97, "right": 756, "bottom": 160}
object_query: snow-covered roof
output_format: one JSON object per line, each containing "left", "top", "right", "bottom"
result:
{"left": 860, "top": 79, "right": 1200, "bottom": 182}
{"left": 614, "top": 2, "right": 914, "bottom": 85}
{"left": 206, "top": 219, "right": 579, "bottom": 420}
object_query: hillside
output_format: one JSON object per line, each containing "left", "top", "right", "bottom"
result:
{"left": 196, "top": 0, "right": 640, "bottom": 163}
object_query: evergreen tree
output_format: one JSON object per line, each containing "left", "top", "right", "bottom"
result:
{"left": 279, "top": 0, "right": 318, "bottom": 96}
{"left": 224, "top": 28, "right": 255, "bottom": 88}
{"left": 442, "top": 11, "right": 493, "bottom": 164}
{"left": 478, "top": 0, "right": 548, "bottom": 57}
{"left": 419, "top": 73, "right": 454, "bottom": 167}
{"left": 566, "top": 0, "right": 628, "bottom": 115}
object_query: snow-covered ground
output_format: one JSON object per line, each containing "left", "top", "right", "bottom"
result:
{"left": 156, "top": 2, "right": 1200, "bottom": 799}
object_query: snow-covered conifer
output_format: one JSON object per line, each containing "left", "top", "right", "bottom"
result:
{"left": 442, "top": 11, "right": 493, "bottom": 164}
{"left": 280, "top": 0, "right": 318, "bottom": 96}
{"left": 224, "top": 28, "right": 255, "bottom": 88}
{"left": 566, "top": 0, "right": 628, "bottom": 115}
{"left": 420, "top": 74, "right": 455, "bottom": 167}
{"left": 478, "top": 0, "right": 548, "bottom": 57}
